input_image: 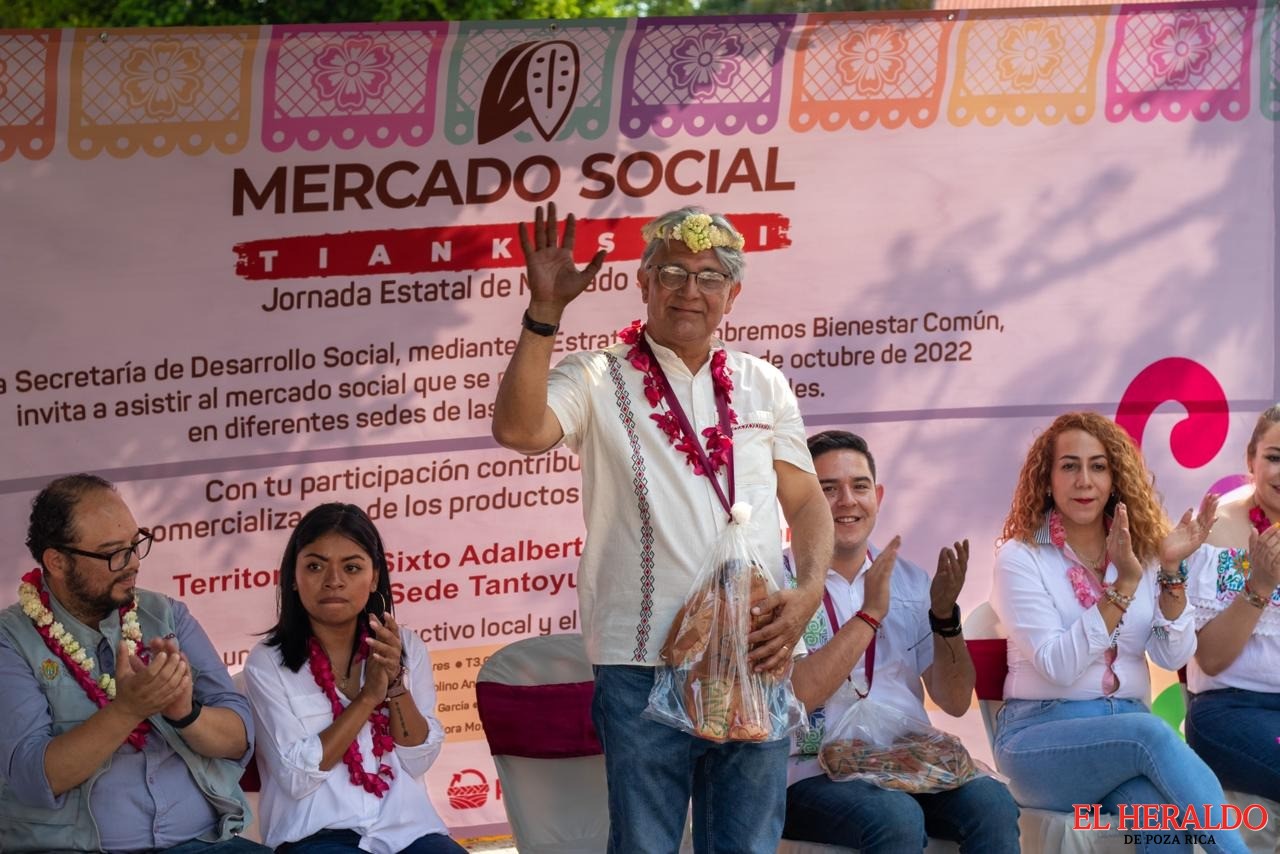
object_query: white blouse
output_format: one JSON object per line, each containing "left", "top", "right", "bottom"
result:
{"left": 1186, "top": 542, "right": 1280, "bottom": 693}
{"left": 992, "top": 535, "right": 1195, "bottom": 702}
{"left": 243, "top": 628, "right": 450, "bottom": 853}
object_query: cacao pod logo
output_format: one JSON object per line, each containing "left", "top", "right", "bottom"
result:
{"left": 447, "top": 767, "right": 490, "bottom": 809}
{"left": 478, "top": 40, "right": 580, "bottom": 144}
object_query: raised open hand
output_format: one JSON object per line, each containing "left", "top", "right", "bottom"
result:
{"left": 1160, "top": 492, "right": 1219, "bottom": 567}
{"left": 517, "top": 203, "right": 607, "bottom": 314}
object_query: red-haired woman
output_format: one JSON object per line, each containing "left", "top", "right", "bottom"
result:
{"left": 991, "top": 412, "right": 1246, "bottom": 854}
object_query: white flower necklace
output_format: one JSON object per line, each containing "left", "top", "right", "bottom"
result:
{"left": 19, "top": 568, "right": 151, "bottom": 749}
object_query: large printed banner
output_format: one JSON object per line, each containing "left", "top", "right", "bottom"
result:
{"left": 0, "top": 3, "right": 1277, "bottom": 835}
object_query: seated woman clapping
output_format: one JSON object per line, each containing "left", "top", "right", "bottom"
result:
{"left": 991, "top": 412, "right": 1246, "bottom": 854}
{"left": 242, "top": 503, "right": 466, "bottom": 854}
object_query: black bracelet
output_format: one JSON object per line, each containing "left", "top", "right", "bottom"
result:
{"left": 163, "top": 700, "right": 203, "bottom": 729}
{"left": 929, "top": 604, "right": 962, "bottom": 637}
{"left": 521, "top": 309, "right": 559, "bottom": 337}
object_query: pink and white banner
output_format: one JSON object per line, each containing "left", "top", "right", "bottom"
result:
{"left": 0, "top": 4, "right": 1276, "bottom": 834}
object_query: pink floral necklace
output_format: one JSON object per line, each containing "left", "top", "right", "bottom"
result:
{"left": 1249, "top": 503, "right": 1274, "bottom": 535}
{"left": 306, "top": 635, "right": 395, "bottom": 797}
{"left": 618, "top": 320, "right": 737, "bottom": 513}
{"left": 1049, "top": 511, "right": 1110, "bottom": 608}
{"left": 17, "top": 568, "right": 151, "bottom": 750}
{"left": 1048, "top": 512, "right": 1122, "bottom": 695}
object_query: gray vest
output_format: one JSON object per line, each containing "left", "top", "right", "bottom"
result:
{"left": 0, "top": 586, "right": 249, "bottom": 853}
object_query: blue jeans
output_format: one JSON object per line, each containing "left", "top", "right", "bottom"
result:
{"left": 784, "top": 773, "right": 1021, "bottom": 853}
{"left": 995, "top": 698, "right": 1247, "bottom": 854}
{"left": 159, "top": 837, "right": 272, "bottom": 854}
{"left": 277, "top": 828, "right": 466, "bottom": 854}
{"left": 1186, "top": 688, "right": 1280, "bottom": 801}
{"left": 592, "top": 664, "right": 791, "bottom": 854}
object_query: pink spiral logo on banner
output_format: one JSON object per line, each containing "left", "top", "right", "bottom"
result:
{"left": 1115, "top": 356, "right": 1229, "bottom": 468}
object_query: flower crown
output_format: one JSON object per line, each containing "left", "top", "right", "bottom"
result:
{"left": 642, "top": 212, "right": 746, "bottom": 253}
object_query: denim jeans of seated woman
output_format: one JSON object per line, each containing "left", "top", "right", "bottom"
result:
{"left": 277, "top": 828, "right": 466, "bottom": 854}
{"left": 1186, "top": 688, "right": 1280, "bottom": 802}
{"left": 591, "top": 664, "right": 791, "bottom": 854}
{"left": 783, "top": 772, "right": 1021, "bottom": 853}
{"left": 995, "top": 697, "right": 1247, "bottom": 854}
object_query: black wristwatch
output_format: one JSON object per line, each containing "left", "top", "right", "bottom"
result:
{"left": 164, "top": 700, "right": 203, "bottom": 729}
{"left": 521, "top": 309, "right": 559, "bottom": 337}
{"left": 928, "top": 604, "right": 963, "bottom": 638}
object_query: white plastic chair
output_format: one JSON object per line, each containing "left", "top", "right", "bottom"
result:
{"left": 475, "top": 633, "right": 694, "bottom": 854}
{"left": 475, "top": 633, "right": 610, "bottom": 854}
{"left": 964, "top": 602, "right": 1130, "bottom": 854}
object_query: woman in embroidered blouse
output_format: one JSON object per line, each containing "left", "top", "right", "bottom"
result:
{"left": 242, "top": 503, "right": 465, "bottom": 854}
{"left": 1184, "top": 405, "right": 1280, "bottom": 802}
{"left": 991, "top": 412, "right": 1247, "bottom": 854}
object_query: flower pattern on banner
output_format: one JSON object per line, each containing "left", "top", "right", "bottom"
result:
{"left": 669, "top": 26, "right": 743, "bottom": 99}
{"left": 950, "top": 11, "right": 1107, "bottom": 126}
{"left": 996, "top": 21, "right": 1065, "bottom": 90}
{"left": 837, "top": 23, "right": 908, "bottom": 95}
{"left": 121, "top": 41, "right": 202, "bottom": 119}
{"left": 263, "top": 24, "right": 447, "bottom": 152}
{"left": 311, "top": 37, "right": 395, "bottom": 112}
{"left": 0, "top": 31, "right": 61, "bottom": 162}
{"left": 621, "top": 16, "right": 795, "bottom": 139}
{"left": 69, "top": 29, "right": 254, "bottom": 159}
{"left": 1106, "top": 1, "right": 1256, "bottom": 123}
{"left": 1147, "top": 13, "right": 1216, "bottom": 85}
{"left": 789, "top": 13, "right": 952, "bottom": 131}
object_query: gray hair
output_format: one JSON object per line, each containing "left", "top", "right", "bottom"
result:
{"left": 639, "top": 206, "right": 746, "bottom": 282}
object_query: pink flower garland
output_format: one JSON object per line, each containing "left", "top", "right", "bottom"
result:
{"left": 19, "top": 568, "right": 151, "bottom": 750}
{"left": 617, "top": 320, "right": 736, "bottom": 476}
{"left": 1048, "top": 511, "right": 1109, "bottom": 608}
{"left": 306, "top": 635, "right": 395, "bottom": 797}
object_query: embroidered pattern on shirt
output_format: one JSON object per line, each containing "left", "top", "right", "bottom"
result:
{"left": 606, "top": 352, "right": 657, "bottom": 662}
{"left": 1215, "top": 548, "right": 1280, "bottom": 607}
{"left": 40, "top": 658, "right": 60, "bottom": 680}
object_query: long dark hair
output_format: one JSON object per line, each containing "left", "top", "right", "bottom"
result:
{"left": 263, "top": 503, "right": 395, "bottom": 673}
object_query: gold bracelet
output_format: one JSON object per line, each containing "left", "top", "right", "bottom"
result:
{"left": 1103, "top": 588, "right": 1133, "bottom": 612}
{"left": 1242, "top": 582, "right": 1269, "bottom": 610}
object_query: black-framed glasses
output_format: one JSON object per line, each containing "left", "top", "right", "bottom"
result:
{"left": 647, "top": 264, "right": 731, "bottom": 293}
{"left": 56, "top": 529, "right": 154, "bottom": 572}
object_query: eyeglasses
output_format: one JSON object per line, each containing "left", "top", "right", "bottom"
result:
{"left": 56, "top": 529, "right": 154, "bottom": 572}
{"left": 647, "top": 264, "right": 731, "bottom": 293}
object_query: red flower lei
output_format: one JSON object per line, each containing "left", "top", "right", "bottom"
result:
{"left": 1249, "top": 503, "right": 1275, "bottom": 535}
{"left": 617, "top": 320, "right": 736, "bottom": 476}
{"left": 19, "top": 568, "right": 151, "bottom": 750}
{"left": 306, "top": 635, "right": 395, "bottom": 797}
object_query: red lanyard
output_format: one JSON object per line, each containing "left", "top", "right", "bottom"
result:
{"left": 637, "top": 336, "right": 736, "bottom": 517}
{"left": 822, "top": 552, "right": 877, "bottom": 699}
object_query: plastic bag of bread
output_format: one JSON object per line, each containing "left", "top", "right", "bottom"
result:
{"left": 642, "top": 503, "right": 805, "bottom": 743}
{"left": 817, "top": 684, "right": 988, "bottom": 793}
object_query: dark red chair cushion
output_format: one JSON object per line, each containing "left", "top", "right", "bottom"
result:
{"left": 966, "top": 638, "right": 1008, "bottom": 701}
{"left": 475, "top": 680, "right": 602, "bottom": 759}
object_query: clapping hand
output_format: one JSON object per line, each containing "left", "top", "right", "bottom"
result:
{"left": 863, "top": 535, "right": 901, "bottom": 622}
{"left": 1248, "top": 523, "right": 1280, "bottom": 595}
{"left": 929, "top": 539, "right": 969, "bottom": 619}
{"left": 114, "top": 638, "right": 188, "bottom": 721}
{"left": 1160, "top": 493, "right": 1219, "bottom": 567}
{"left": 362, "top": 612, "right": 404, "bottom": 701}
{"left": 1108, "top": 503, "right": 1144, "bottom": 586}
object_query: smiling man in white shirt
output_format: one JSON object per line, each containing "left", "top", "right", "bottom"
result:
{"left": 783, "top": 430, "right": 1019, "bottom": 853}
